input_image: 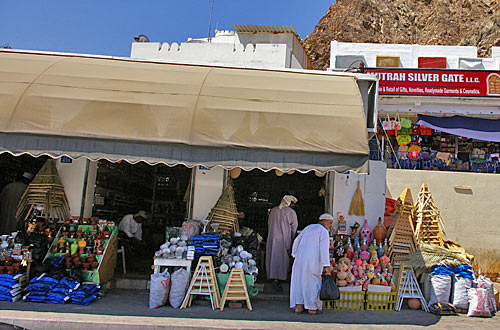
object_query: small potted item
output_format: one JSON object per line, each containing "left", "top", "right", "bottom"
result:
{"left": 71, "top": 241, "right": 79, "bottom": 255}
{"left": 78, "top": 238, "right": 87, "bottom": 255}
{"left": 12, "top": 263, "right": 20, "bottom": 274}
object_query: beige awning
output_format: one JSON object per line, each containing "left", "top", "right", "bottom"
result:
{"left": 0, "top": 50, "right": 369, "bottom": 172}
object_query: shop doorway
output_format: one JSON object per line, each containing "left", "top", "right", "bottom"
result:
{"left": 92, "top": 160, "right": 192, "bottom": 273}
{"left": 232, "top": 169, "right": 326, "bottom": 238}
{"left": 0, "top": 153, "right": 49, "bottom": 193}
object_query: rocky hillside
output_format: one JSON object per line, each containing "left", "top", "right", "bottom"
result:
{"left": 304, "top": 0, "right": 500, "bottom": 70}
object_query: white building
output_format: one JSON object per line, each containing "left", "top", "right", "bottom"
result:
{"left": 330, "top": 41, "right": 500, "bottom": 117}
{"left": 131, "top": 25, "right": 311, "bottom": 70}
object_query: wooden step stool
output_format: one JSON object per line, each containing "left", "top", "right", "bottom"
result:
{"left": 181, "top": 256, "right": 220, "bottom": 310}
{"left": 220, "top": 268, "right": 252, "bottom": 311}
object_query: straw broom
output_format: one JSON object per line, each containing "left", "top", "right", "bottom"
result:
{"left": 409, "top": 243, "right": 469, "bottom": 278}
{"left": 348, "top": 181, "right": 365, "bottom": 216}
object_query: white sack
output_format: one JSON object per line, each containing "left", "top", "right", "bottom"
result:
{"left": 476, "top": 275, "right": 497, "bottom": 314}
{"left": 149, "top": 270, "right": 171, "bottom": 309}
{"left": 451, "top": 275, "right": 472, "bottom": 310}
{"left": 428, "top": 274, "right": 452, "bottom": 307}
{"left": 169, "top": 268, "right": 189, "bottom": 309}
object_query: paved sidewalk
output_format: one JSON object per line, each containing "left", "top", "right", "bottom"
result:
{"left": 0, "top": 289, "right": 498, "bottom": 329}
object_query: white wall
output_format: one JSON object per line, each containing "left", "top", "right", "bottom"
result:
{"left": 386, "top": 169, "right": 500, "bottom": 257}
{"left": 331, "top": 160, "right": 386, "bottom": 232}
{"left": 56, "top": 158, "right": 97, "bottom": 218}
{"left": 131, "top": 31, "right": 309, "bottom": 70}
{"left": 331, "top": 41, "right": 482, "bottom": 69}
{"left": 131, "top": 42, "right": 289, "bottom": 69}
{"left": 190, "top": 166, "right": 225, "bottom": 221}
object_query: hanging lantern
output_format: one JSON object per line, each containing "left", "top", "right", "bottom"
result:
{"left": 229, "top": 167, "right": 241, "bottom": 179}
{"left": 275, "top": 169, "right": 284, "bottom": 177}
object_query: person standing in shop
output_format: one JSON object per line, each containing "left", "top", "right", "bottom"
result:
{"left": 290, "top": 213, "right": 333, "bottom": 314}
{"left": 0, "top": 172, "right": 33, "bottom": 235}
{"left": 265, "top": 195, "right": 298, "bottom": 291}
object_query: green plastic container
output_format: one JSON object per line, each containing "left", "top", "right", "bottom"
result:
{"left": 216, "top": 273, "right": 258, "bottom": 297}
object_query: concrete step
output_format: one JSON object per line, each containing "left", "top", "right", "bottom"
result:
{"left": 113, "top": 274, "right": 150, "bottom": 290}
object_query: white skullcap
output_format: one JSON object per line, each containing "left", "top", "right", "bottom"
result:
{"left": 22, "top": 172, "right": 34, "bottom": 180}
{"left": 279, "top": 195, "right": 298, "bottom": 209}
{"left": 319, "top": 213, "right": 334, "bottom": 220}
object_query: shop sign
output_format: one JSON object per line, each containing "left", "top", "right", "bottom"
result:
{"left": 365, "top": 68, "right": 500, "bottom": 98}
{"left": 60, "top": 156, "right": 73, "bottom": 163}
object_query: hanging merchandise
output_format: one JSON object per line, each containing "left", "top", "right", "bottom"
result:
{"left": 382, "top": 115, "right": 395, "bottom": 130}
{"left": 420, "top": 126, "right": 432, "bottom": 135}
{"left": 400, "top": 118, "right": 412, "bottom": 128}
{"left": 393, "top": 114, "right": 402, "bottom": 131}
{"left": 411, "top": 124, "right": 420, "bottom": 135}
{"left": 397, "top": 135, "right": 411, "bottom": 146}
{"left": 348, "top": 181, "right": 365, "bottom": 216}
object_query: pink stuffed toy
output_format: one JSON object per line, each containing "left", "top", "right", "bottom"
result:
{"left": 359, "top": 219, "right": 372, "bottom": 242}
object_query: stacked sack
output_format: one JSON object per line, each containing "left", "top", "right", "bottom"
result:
{"left": 68, "top": 283, "right": 100, "bottom": 306}
{"left": 191, "top": 233, "right": 220, "bottom": 259}
{"left": 0, "top": 273, "right": 24, "bottom": 302}
{"left": 24, "top": 274, "right": 79, "bottom": 304}
{"left": 23, "top": 273, "right": 99, "bottom": 305}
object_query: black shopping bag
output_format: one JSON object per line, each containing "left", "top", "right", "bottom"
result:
{"left": 320, "top": 275, "right": 340, "bottom": 301}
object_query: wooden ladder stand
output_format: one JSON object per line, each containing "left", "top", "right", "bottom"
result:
{"left": 395, "top": 264, "right": 429, "bottom": 312}
{"left": 181, "top": 256, "right": 220, "bottom": 310}
{"left": 220, "top": 268, "right": 252, "bottom": 311}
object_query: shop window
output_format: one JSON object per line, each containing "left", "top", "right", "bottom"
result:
{"left": 376, "top": 56, "right": 400, "bottom": 68}
{"left": 459, "top": 58, "right": 484, "bottom": 70}
{"left": 487, "top": 73, "right": 500, "bottom": 96}
{"left": 335, "top": 55, "right": 366, "bottom": 69}
{"left": 418, "top": 57, "right": 447, "bottom": 69}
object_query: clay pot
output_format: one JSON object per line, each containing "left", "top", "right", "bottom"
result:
{"left": 82, "top": 263, "right": 90, "bottom": 271}
{"left": 88, "top": 254, "right": 95, "bottom": 263}
{"left": 65, "top": 261, "right": 72, "bottom": 269}
{"left": 12, "top": 263, "right": 20, "bottom": 274}
{"left": 65, "top": 256, "right": 72, "bottom": 263}
{"left": 80, "top": 256, "right": 87, "bottom": 263}
{"left": 373, "top": 218, "right": 387, "bottom": 243}
{"left": 408, "top": 298, "right": 421, "bottom": 310}
{"left": 6, "top": 266, "right": 13, "bottom": 274}
{"left": 73, "top": 257, "right": 80, "bottom": 264}
{"left": 91, "top": 261, "right": 99, "bottom": 269}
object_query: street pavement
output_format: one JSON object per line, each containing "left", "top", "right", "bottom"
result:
{"left": 0, "top": 289, "right": 498, "bottom": 329}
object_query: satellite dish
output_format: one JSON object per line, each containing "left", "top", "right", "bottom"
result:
{"left": 134, "top": 35, "right": 150, "bottom": 42}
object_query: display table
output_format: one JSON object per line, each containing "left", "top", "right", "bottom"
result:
{"left": 153, "top": 258, "right": 192, "bottom": 275}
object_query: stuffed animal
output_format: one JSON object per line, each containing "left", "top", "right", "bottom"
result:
{"left": 359, "top": 219, "right": 372, "bottom": 242}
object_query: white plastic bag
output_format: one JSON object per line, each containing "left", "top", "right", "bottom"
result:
{"left": 467, "top": 287, "right": 492, "bottom": 317}
{"left": 149, "top": 270, "right": 171, "bottom": 309}
{"left": 428, "top": 274, "right": 452, "bottom": 306}
{"left": 169, "top": 268, "right": 189, "bottom": 309}
{"left": 181, "top": 220, "right": 200, "bottom": 240}
{"left": 451, "top": 275, "right": 472, "bottom": 310}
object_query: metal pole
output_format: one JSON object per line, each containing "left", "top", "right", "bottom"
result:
{"left": 208, "top": 0, "right": 215, "bottom": 42}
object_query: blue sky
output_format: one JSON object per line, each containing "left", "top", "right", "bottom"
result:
{"left": 1, "top": 1, "right": 335, "bottom": 57}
